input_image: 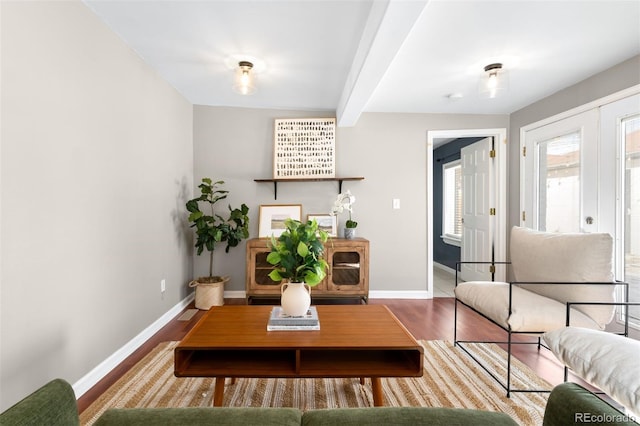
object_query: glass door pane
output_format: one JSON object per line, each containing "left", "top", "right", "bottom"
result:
{"left": 623, "top": 114, "right": 640, "bottom": 325}
{"left": 537, "top": 132, "right": 581, "bottom": 233}
{"left": 331, "top": 251, "right": 361, "bottom": 285}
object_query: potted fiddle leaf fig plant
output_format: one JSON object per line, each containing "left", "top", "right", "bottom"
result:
{"left": 266, "top": 218, "right": 329, "bottom": 316}
{"left": 186, "top": 178, "right": 249, "bottom": 309}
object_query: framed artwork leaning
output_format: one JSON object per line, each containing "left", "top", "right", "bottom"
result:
{"left": 306, "top": 214, "right": 337, "bottom": 237}
{"left": 258, "top": 204, "right": 302, "bottom": 237}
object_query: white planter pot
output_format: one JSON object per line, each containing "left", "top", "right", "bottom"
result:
{"left": 280, "top": 281, "right": 311, "bottom": 316}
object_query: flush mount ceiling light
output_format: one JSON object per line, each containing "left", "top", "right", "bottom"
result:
{"left": 479, "top": 63, "right": 508, "bottom": 99}
{"left": 233, "top": 61, "right": 256, "bottom": 95}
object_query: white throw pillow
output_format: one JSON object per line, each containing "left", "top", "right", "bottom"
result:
{"left": 543, "top": 326, "right": 640, "bottom": 416}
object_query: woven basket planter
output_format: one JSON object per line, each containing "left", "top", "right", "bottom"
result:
{"left": 189, "top": 276, "right": 229, "bottom": 310}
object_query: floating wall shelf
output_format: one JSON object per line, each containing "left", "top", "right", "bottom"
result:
{"left": 254, "top": 177, "right": 364, "bottom": 200}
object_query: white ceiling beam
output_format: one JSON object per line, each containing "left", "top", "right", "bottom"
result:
{"left": 336, "top": 0, "right": 429, "bottom": 127}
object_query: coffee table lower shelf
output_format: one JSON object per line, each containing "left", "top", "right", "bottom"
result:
{"left": 175, "top": 348, "right": 422, "bottom": 406}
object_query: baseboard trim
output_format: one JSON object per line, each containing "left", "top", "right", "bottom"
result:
{"left": 369, "top": 290, "right": 431, "bottom": 299}
{"left": 223, "top": 290, "right": 431, "bottom": 300}
{"left": 72, "top": 292, "right": 195, "bottom": 399}
{"left": 433, "top": 262, "right": 457, "bottom": 275}
{"left": 224, "top": 290, "right": 247, "bottom": 299}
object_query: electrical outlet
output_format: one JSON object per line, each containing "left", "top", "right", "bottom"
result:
{"left": 392, "top": 199, "right": 400, "bottom": 209}
{"left": 161, "top": 279, "right": 166, "bottom": 293}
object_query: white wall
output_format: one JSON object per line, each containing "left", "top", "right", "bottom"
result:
{"left": 193, "top": 107, "right": 508, "bottom": 295}
{"left": 0, "top": 1, "right": 193, "bottom": 410}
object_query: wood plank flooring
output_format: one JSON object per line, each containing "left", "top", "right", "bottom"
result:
{"left": 76, "top": 297, "right": 572, "bottom": 413}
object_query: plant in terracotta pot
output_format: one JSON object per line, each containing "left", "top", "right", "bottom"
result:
{"left": 186, "top": 178, "right": 249, "bottom": 309}
{"left": 266, "top": 218, "right": 329, "bottom": 316}
{"left": 331, "top": 190, "right": 358, "bottom": 239}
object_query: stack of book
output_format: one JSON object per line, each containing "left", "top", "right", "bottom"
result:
{"left": 267, "top": 306, "right": 320, "bottom": 331}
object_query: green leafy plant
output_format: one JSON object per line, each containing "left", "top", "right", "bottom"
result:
{"left": 266, "top": 218, "right": 329, "bottom": 286}
{"left": 185, "top": 178, "right": 249, "bottom": 281}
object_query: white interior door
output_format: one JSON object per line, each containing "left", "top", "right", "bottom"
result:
{"left": 460, "top": 137, "right": 494, "bottom": 282}
{"left": 522, "top": 109, "right": 599, "bottom": 232}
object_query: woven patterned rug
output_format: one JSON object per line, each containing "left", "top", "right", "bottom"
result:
{"left": 80, "top": 340, "right": 551, "bottom": 425}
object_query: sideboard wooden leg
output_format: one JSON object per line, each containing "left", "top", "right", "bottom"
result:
{"left": 212, "top": 376, "right": 225, "bottom": 406}
{"left": 371, "top": 377, "right": 384, "bottom": 406}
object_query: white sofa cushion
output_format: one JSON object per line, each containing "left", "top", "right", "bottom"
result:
{"left": 543, "top": 327, "right": 640, "bottom": 416}
{"left": 455, "top": 282, "right": 601, "bottom": 332}
{"left": 510, "top": 226, "right": 616, "bottom": 328}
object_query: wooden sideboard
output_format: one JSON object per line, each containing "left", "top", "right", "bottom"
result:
{"left": 245, "top": 237, "right": 369, "bottom": 303}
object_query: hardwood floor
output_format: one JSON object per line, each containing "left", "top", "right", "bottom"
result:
{"left": 76, "top": 297, "right": 571, "bottom": 413}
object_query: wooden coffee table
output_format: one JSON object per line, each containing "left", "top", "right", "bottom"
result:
{"left": 174, "top": 304, "right": 423, "bottom": 406}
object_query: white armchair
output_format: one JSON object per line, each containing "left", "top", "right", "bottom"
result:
{"left": 454, "top": 226, "right": 628, "bottom": 397}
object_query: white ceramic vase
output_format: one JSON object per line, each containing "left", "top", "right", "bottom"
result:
{"left": 280, "top": 281, "right": 311, "bottom": 316}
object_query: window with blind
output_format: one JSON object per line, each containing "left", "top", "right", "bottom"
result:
{"left": 442, "top": 160, "right": 462, "bottom": 246}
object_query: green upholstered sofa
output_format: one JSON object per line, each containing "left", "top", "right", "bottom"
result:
{"left": 1, "top": 378, "right": 638, "bottom": 426}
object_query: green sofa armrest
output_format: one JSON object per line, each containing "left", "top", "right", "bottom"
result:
{"left": 302, "top": 407, "right": 518, "bottom": 425}
{"left": 543, "top": 382, "right": 639, "bottom": 426}
{"left": 0, "top": 378, "right": 79, "bottom": 426}
{"left": 94, "top": 407, "right": 303, "bottom": 426}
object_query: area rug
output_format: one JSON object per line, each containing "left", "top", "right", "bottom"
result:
{"left": 80, "top": 340, "right": 551, "bottom": 425}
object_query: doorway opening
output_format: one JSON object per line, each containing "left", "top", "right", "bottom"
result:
{"left": 427, "top": 129, "right": 507, "bottom": 298}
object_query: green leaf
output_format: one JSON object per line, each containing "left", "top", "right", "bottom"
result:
{"left": 268, "top": 269, "right": 282, "bottom": 282}
{"left": 185, "top": 200, "right": 200, "bottom": 213}
{"left": 202, "top": 177, "right": 212, "bottom": 185}
{"left": 188, "top": 211, "right": 203, "bottom": 221}
{"left": 297, "top": 241, "right": 309, "bottom": 257}
{"left": 266, "top": 252, "right": 281, "bottom": 265}
{"left": 304, "top": 271, "right": 321, "bottom": 286}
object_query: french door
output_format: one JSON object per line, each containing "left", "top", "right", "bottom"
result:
{"left": 522, "top": 109, "right": 598, "bottom": 233}
{"left": 522, "top": 92, "right": 640, "bottom": 328}
{"left": 601, "top": 94, "right": 640, "bottom": 328}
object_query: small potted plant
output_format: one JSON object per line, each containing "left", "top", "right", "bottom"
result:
{"left": 266, "top": 218, "right": 329, "bottom": 316}
{"left": 331, "top": 190, "right": 358, "bottom": 239}
{"left": 186, "top": 178, "right": 249, "bottom": 309}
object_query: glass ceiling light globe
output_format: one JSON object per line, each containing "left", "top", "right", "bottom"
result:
{"left": 479, "top": 63, "right": 508, "bottom": 99}
{"left": 233, "top": 61, "right": 256, "bottom": 95}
